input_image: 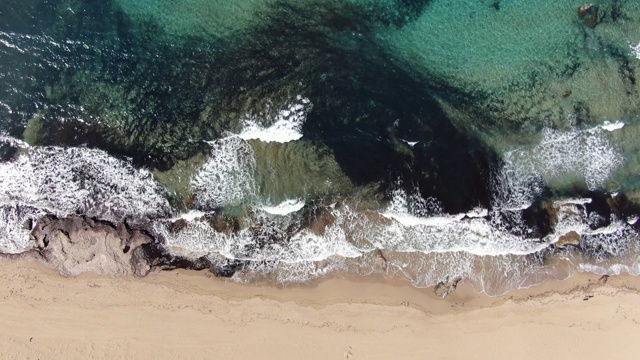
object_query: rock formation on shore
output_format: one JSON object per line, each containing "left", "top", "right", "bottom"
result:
{"left": 0, "top": 191, "right": 638, "bottom": 293}
{"left": 29, "top": 215, "right": 153, "bottom": 277}
{"left": 1, "top": 215, "right": 227, "bottom": 278}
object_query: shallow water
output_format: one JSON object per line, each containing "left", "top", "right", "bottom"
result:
{"left": 1, "top": 0, "right": 640, "bottom": 295}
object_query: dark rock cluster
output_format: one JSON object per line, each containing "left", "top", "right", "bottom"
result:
{"left": 0, "top": 190, "right": 638, "bottom": 289}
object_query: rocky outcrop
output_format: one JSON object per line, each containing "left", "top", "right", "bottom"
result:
{"left": 578, "top": 3, "right": 598, "bottom": 28}
{"left": 434, "top": 276, "right": 462, "bottom": 298}
{"left": 556, "top": 231, "right": 581, "bottom": 248}
{"left": 30, "top": 215, "right": 153, "bottom": 277}
{"left": 1, "top": 190, "right": 637, "bottom": 286}
{"left": 578, "top": 4, "right": 593, "bottom": 18}
{"left": 17, "top": 215, "right": 245, "bottom": 278}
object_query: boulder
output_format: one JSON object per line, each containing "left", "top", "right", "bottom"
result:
{"left": 556, "top": 230, "right": 581, "bottom": 248}
{"left": 31, "top": 215, "right": 153, "bottom": 277}
{"left": 434, "top": 276, "right": 462, "bottom": 298}
{"left": 578, "top": 3, "right": 598, "bottom": 28}
{"left": 578, "top": 4, "right": 593, "bottom": 18}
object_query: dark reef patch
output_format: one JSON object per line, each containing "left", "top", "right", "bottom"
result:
{"left": 207, "top": 0, "right": 499, "bottom": 212}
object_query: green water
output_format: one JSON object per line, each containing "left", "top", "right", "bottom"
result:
{"left": 2, "top": 0, "right": 640, "bottom": 206}
{"left": 3, "top": 0, "right": 640, "bottom": 294}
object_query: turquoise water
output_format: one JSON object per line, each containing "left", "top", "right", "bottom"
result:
{"left": 1, "top": 0, "right": 640, "bottom": 294}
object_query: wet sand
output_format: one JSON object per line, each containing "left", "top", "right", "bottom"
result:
{"left": 1, "top": 260, "right": 639, "bottom": 359}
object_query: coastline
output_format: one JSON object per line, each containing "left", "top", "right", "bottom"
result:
{"left": 2, "top": 259, "right": 640, "bottom": 359}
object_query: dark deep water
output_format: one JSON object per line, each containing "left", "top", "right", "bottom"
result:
{"left": 1, "top": 0, "right": 640, "bottom": 294}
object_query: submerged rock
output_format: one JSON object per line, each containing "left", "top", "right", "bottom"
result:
{"left": 578, "top": 3, "right": 598, "bottom": 27}
{"left": 578, "top": 4, "right": 593, "bottom": 18}
{"left": 207, "top": 214, "right": 240, "bottom": 235}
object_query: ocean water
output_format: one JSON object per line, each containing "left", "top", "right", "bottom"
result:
{"left": 1, "top": 0, "right": 640, "bottom": 295}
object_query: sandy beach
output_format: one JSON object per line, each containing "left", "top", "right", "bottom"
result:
{"left": 1, "top": 260, "right": 639, "bottom": 360}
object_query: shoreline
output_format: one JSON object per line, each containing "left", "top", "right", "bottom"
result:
{"left": 2, "top": 259, "right": 640, "bottom": 359}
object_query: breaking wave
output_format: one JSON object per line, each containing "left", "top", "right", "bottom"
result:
{"left": 191, "top": 137, "right": 257, "bottom": 209}
{"left": 2, "top": 0, "right": 640, "bottom": 296}
{"left": 237, "top": 96, "right": 312, "bottom": 143}
{"left": 0, "top": 136, "right": 171, "bottom": 252}
{"left": 259, "top": 199, "right": 306, "bottom": 215}
{"left": 496, "top": 124, "right": 623, "bottom": 209}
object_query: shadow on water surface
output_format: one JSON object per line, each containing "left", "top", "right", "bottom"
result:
{"left": 1, "top": 0, "right": 497, "bottom": 212}
{"left": 212, "top": 0, "right": 498, "bottom": 212}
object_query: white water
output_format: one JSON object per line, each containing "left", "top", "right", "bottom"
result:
{"left": 143, "top": 118, "right": 637, "bottom": 294}
{"left": 260, "top": 199, "right": 305, "bottom": 215}
{"left": 0, "top": 112, "right": 637, "bottom": 294}
{"left": 402, "top": 139, "right": 419, "bottom": 147}
{"left": 379, "top": 188, "right": 553, "bottom": 256}
{"left": 0, "top": 136, "right": 171, "bottom": 252}
{"left": 0, "top": 140, "right": 171, "bottom": 221}
{"left": 191, "top": 97, "right": 313, "bottom": 210}
{"left": 0, "top": 133, "right": 30, "bottom": 148}
{"left": 630, "top": 41, "right": 640, "bottom": 60}
{"left": 0, "top": 204, "right": 44, "bottom": 253}
{"left": 172, "top": 210, "right": 207, "bottom": 222}
{"left": 600, "top": 121, "right": 625, "bottom": 132}
{"left": 237, "top": 96, "right": 311, "bottom": 143}
{"left": 154, "top": 208, "right": 362, "bottom": 264}
{"left": 500, "top": 125, "right": 623, "bottom": 197}
{"left": 543, "top": 199, "right": 627, "bottom": 245}
{"left": 191, "top": 137, "right": 257, "bottom": 209}
{"left": 579, "top": 262, "right": 640, "bottom": 276}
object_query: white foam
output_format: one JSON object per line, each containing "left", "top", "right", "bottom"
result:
{"left": 283, "top": 229, "right": 362, "bottom": 262}
{"left": 600, "top": 121, "right": 625, "bottom": 132}
{"left": 630, "top": 41, "right": 640, "bottom": 60}
{"left": 0, "top": 133, "right": 30, "bottom": 148}
{"left": 466, "top": 207, "right": 489, "bottom": 218}
{"left": 491, "top": 162, "right": 543, "bottom": 210}
{"left": 379, "top": 189, "right": 551, "bottom": 256}
{"left": 0, "top": 140, "right": 171, "bottom": 222}
{"left": 0, "top": 140, "right": 171, "bottom": 252}
{"left": 0, "top": 38, "right": 25, "bottom": 53}
{"left": 628, "top": 215, "right": 639, "bottom": 225}
{"left": 155, "top": 210, "right": 361, "bottom": 264}
{"left": 381, "top": 212, "right": 463, "bottom": 227}
{"left": 579, "top": 262, "right": 640, "bottom": 276}
{"left": 191, "top": 137, "right": 257, "bottom": 209}
{"left": 237, "top": 97, "right": 312, "bottom": 143}
{"left": 259, "top": 199, "right": 305, "bottom": 215}
{"left": 553, "top": 197, "right": 592, "bottom": 206}
{"left": 0, "top": 204, "right": 44, "bottom": 253}
{"left": 542, "top": 200, "right": 627, "bottom": 245}
{"left": 589, "top": 221, "right": 627, "bottom": 236}
{"left": 402, "top": 139, "right": 419, "bottom": 147}
{"left": 172, "top": 210, "right": 207, "bottom": 222}
{"left": 501, "top": 126, "right": 623, "bottom": 192}
{"left": 154, "top": 181, "right": 639, "bottom": 295}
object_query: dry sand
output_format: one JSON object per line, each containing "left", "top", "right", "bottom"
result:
{"left": 1, "top": 260, "right": 640, "bottom": 360}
